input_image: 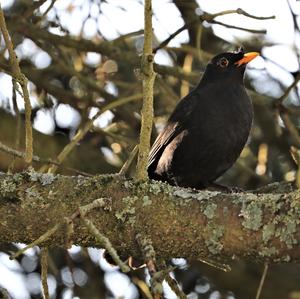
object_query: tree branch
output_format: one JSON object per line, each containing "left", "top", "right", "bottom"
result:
{"left": 136, "top": 0, "right": 156, "bottom": 180}
{"left": 206, "top": 8, "right": 275, "bottom": 21}
{"left": 209, "top": 20, "right": 267, "bottom": 34}
{"left": 0, "top": 172, "right": 299, "bottom": 263}
{"left": 0, "top": 5, "right": 33, "bottom": 164}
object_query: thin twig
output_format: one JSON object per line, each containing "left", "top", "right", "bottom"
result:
{"left": 118, "top": 145, "right": 138, "bottom": 176}
{"left": 136, "top": 233, "right": 156, "bottom": 274}
{"left": 136, "top": 0, "right": 156, "bottom": 180}
{"left": 10, "top": 223, "right": 62, "bottom": 260}
{"left": 0, "top": 5, "right": 33, "bottom": 164}
{"left": 150, "top": 266, "right": 176, "bottom": 298}
{"left": 24, "top": 0, "right": 48, "bottom": 18}
{"left": 8, "top": 78, "right": 21, "bottom": 172}
{"left": 80, "top": 217, "right": 130, "bottom": 273}
{"left": 280, "top": 112, "right": 300, "bottom": 148}
{"left": 0, "top": 141, "right": 93, "bottom": 176}
{"left": 275, "top": 73, "right": 300, "bottom": 105}
{"left": 10, "top": 197, "right": 111, "bottom": 260}
{"left": 41, "top": 248, "right": 50, "bottom": 299}
{"left": 180, "top": 54, "right": 193, "bottom": 98}
{"left": 132, "top": 277, "right": 154, "bottom": 299}
{"left": 154, "top": 24, "right": 187, "bottom": 53}
{"left": 280, "top": 111, "right": 300, "bottom": 189}
{"left": 198, "top": 258, "right": 231, "bottom": 272}
{"left": 79, "top": 197, "right": 111, "bottom": 216}
{"left": 154, "top": 8, "right": 273, "bottom": 52}
{"left": 165, "top": 275, "right": 187, "bottom": 299}
{"left": 210, "top": 19, "right": 266, "bottom": 34}
{"left": 255, "top": 263, "right": 269, "bottom": 299}
{"left": 207, "top": 8, "right": 275, "bottom": 20}
{"left": 42, "top": 0, "right": 58, "bottom": 16}
{"left": 112, "top": 29, "right": 144, "bottom": 44}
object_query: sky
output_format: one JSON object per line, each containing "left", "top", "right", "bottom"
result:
{"left": 0, "top": 0, "right": 300, "bottom": 298}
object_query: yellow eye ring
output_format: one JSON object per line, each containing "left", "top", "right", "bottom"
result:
{"left": 218, "top": 57, "right": 229, "bottom": 68}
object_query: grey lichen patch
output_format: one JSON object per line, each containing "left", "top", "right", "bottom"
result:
{"left": 259, "top": 246, "right": 278, "bottom": 257}
{"left": 0, "top": 176, "right": 17, "bottom": 199}
{"left": 281, "top": 255, "right": 291, "bottom": 262}
{"left": 205, "top": 224, "right": 224, "bottom": 254}
{"left": 115, "top": 196, "right": 138, "bottom": 226}
{"left": 123, "top": 180, "right": 134, "bottom": 190}
{"left": 25, "top": 186, "right": 41, "bottom": 200}
{"left": 203, "top": 203, "right": 217, "bottom": 220}
{"left": 262, "top": 223, "right": 275, "bottom": 243}
{"left": 0, "top": 172, "right": 23, "bottom": 200}
{"left": 39, "top": 173, "right": 55, "bottom": 186}
{"left": 125, "top": 179, "right": 174, "bottom": 196}
{"left": 194, "top": 190, "right": 220, "bottom": 201}
{"left": 240, "top": 200, "right": 263, "bottom": 231}
{"left": 275, "top": 219, "right": 297, "bottom": 249}
{"left": 254, "top": 181, "right": 294, "bottom": 194}
{"left": 75, "top": 174, "right": 116, "bottom": 191}
{"left": 96, "top": 174, "right": 117, "bottom": 185}
{"left": 142, "top": 195, "right": 152, "bottom": 207}
{"left": 173, "top": 188, "right": 193, "bottom": 199}
{"left": 289, "top": 190, "right": 300, "bottom": 202}
{"left": 77, "top": 175, "right": 88, "bottom": 186}
{"left": 173, "top": 188, "right": 220, "bottom": 202}
{"left": 26, "top": 168, "right": 55, "bottom": 186}
{"left": 261, "top": 193, "right": 283, "bottom": 215}
{"left": 231, "top": 192, "right": 257, "bottom": 205}
{"left": 75, "top": 175, "right": 94, "bottom": 191}
{"left": 288, "top": 196, "right": 300, "bottom": 223}
{"left": 21, "top": 185, "right": 48, "bottom": 209}
{"left": 148, "top": 180, "right": 173, "bottom": 195}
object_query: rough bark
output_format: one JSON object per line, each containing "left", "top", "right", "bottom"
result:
{"left": 0, "top": 171, "right": 299, "bottom": 264}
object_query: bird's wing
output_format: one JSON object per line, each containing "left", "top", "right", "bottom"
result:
{"left": 147, "top": 91, "right": 198, "bottom": 171}
{"left": 147, "top": 122, "right": 182, "bottom": 170}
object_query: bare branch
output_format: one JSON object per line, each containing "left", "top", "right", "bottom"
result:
{"left": 275, "top": 73, "right": 300, "bottom": 105}
{"left": 41, "top": 248, "right": 50, "bottom": 299}
{"left": 209, "top": 19, "right": 267, "bottom": 34}
{"left": 206, "top": 8, "right": 275, "bottom": 20}
{"left": 154, "top": 8, "right": 273, "bottom": 52}
{"left": 255, "top": 263, "right": 269, "bottom": 299}
{"left": 0, "top": 5, "right": 33, "bottom": 164}
{"left": 0, "top": 141, "right": 93, "bottom": 177}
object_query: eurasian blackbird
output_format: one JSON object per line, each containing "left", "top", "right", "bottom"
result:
{"left": 147, "top": 49, "right": 258, "bottom": 189}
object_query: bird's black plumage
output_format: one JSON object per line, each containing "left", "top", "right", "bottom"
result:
{"left": 147, "top": 49, "right": 258, "bottom": 188}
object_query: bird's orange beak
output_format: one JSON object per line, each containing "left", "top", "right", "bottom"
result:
{"left": 235, "top": 52, "right": 259, "bottom": 67}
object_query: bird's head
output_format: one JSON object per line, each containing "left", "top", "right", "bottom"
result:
{"left": 200, "top": 48, "right": 259, "bottom": 85}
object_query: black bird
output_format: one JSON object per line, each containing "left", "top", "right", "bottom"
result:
{"left": 147, "top": 49, "right": 258, "bottom": 189}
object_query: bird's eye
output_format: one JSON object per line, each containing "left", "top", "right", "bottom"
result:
{"left": 218, "top": 57, "right": 229, "bottom": 68}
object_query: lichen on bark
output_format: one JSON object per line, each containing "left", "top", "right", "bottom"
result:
{"left": 0, "top": 172, "right": 300, "bottom": 263}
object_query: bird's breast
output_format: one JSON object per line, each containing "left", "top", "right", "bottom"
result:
{"left": 172, "top": 85, "right": 253, "bottom": 178}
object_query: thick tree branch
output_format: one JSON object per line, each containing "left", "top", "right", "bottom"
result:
{"left": 0, "top": 172, "right": 299, "bottom": 263}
